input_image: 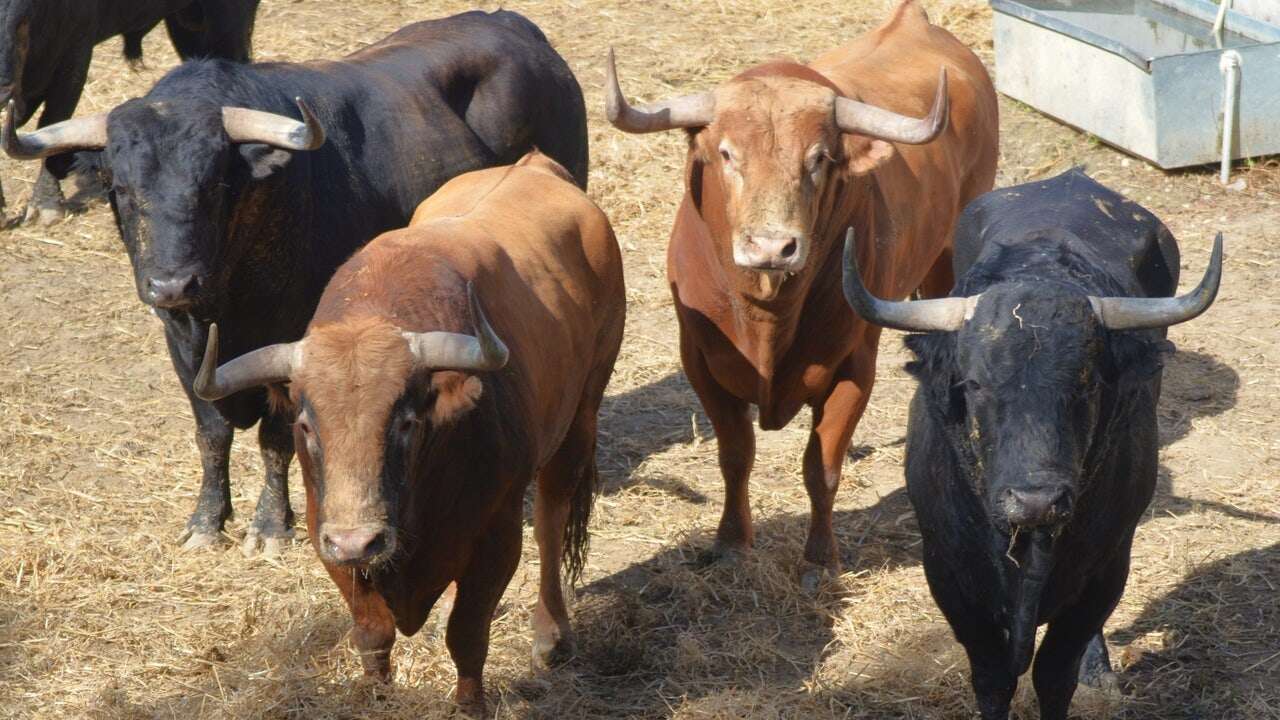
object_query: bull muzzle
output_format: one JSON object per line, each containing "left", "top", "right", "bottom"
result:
{"left": 318, "top": 521, "right": 396, "bottom": 567}
{"left": 1000, "top": 484, "right": 1074, "bottom": 529}
{"left": 733, "top": 230, "right": 808, "bottom": 273}
{"left": 144, "top": 271, "right": 203, "bottom": 310}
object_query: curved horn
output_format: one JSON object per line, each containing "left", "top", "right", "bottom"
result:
{"left": 842, "top": 228, "right": 978, "bottom": 332}
{"left": 403, "top": 282, "right": 509, "bottom": 372}
{"left": 834, "top": 67, "right": 949, "bottom": 144}
{"left": 3, "top": 100, "right": 107, "bottom": 160}
{"left": 222, "top": 97, "right": 325, "bottom": 151}
{"left": 1089, "top": 233, "right": 1224, "bottom": 330}
{"left": 193, "top": 323, "right": 302, "bottom": 401}
{"left": 605, "top": 48, "right": 715, "bottom": 134}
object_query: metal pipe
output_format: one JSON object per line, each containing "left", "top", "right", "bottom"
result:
{"left": 1219, "top": 50, "right": 1242, "bottom": 184}
{"left": 1213, "top": 0, "right": 1231, "bottom": 47}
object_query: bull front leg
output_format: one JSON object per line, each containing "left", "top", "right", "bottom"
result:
{"left": 681, "top": 339, "right": 756, "bottom": 559}
{"left": 799, "top": 337, "right": 879, "bottom": 593}
{"left": 179, "top": 397, "right": 235, "bottom": 549}
{"left": 242, "top": 408, "right": 296, "bottom": 557}
{"left": 447, "top": 511, "right": 522, "bottom": 719}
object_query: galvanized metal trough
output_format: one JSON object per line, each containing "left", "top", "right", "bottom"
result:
{"left": 990, "top": 0, "right": 1280, "bottom": 169}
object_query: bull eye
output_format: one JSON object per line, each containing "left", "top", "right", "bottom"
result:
{"left": 719, "top": 148, "right": 733, "bottom": 166}
{"left": 398, "top": 414, "right": 418, "bottom": 437}
{"left": 296, "top": 418, "right": 313, "bottom": 437}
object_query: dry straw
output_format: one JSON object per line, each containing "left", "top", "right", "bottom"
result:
{"left": 0, "top": 1, "right": 1276, "bottom": 718}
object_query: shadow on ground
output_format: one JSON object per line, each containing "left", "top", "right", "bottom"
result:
{"left": 1109, "top": 543, "right": 1280, "bottom": 720}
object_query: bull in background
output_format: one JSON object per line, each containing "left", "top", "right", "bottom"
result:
{"left": 605, "top": 0, "right": 999, "bottom": 589}
{"left": 842, "top": 169, "right": 1223, "bottom": 719}
{"left": 0, "top": 0, "right": 261, "bottom": 224}
{"left": 3, "top": 10, "right": 589, "bottom": 557}
{"left": 192, "top": 151, "right": 626, "bottom": 717}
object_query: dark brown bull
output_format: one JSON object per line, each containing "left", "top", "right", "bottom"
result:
{"left": 192, "top": 152, "right": 626, "bottom": 716}
{"left": 606, "top": 0, "right": 999, "bottom": 587}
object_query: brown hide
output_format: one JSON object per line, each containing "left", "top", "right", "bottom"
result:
{"left": 671, "top": 0, "right": 998, "bottom": 427}
{"left": 663, "top": 0, "right": 997, "bottom": 578}
{"left": 290, "top": 150, "right": 625, "bottom": 707}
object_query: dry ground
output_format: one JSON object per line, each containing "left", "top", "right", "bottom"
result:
{"left": 0, "top": 1, "right": 1277, "bottom": 718}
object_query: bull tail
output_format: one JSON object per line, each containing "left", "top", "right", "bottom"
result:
{"left": 123, "top": 31, "right": 146, "bottom": 68}
{"left": 562, "top": 450, "right": 599, "bottom": 586}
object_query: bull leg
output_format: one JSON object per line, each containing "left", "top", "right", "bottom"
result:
{"left": 1033, "top": 550, "right": 1131, "bottom": 719}
{"left": 531, "top": 399, "right": 603, "bottom": 668}
{"left": 447, "top": 513, "right": 522, "bottom": 718}
{"left": 242, "top": 410, "right": 295, "bottom": 558}
{"left": 178, "top": 399, "right": 234, "bottom": 549}
{"left": 924, "top": 554, "right": 1017, "bottom": 720}
{"left": 799, "top": 339, "right": 879, "bottom": 592}
{"left": 1077, "top": 631, "right": 1114, "bottom": 687}
{"left": 917, "top": 246, "right": 956, "bottom": 299}
{"left": 683, "top": 343, "right": 755, "bottom": 557}
{"left": 194, "top": 0, "right": 259, "bottom": 61}
{"left": 25, "top": 53, "right": 91, "bottom": 226}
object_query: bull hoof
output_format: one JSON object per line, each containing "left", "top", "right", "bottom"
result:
{"left": 531, "top": 630, "right": 575, "bottom": 670}
{"left": 697, "top": 542, "right": 748, "bottom": 568}
{"left": 178, "top": 528, "right": 225, "bottom": 551}
{"left": 241, "top": 529, "right": 293, "bottom": 558}
{"left": 799, "top": 564, "right": 835, "bottom": 596}
{"left": 23, "top": 204, "right": 67, "bottom": 227}
{"left": 456, "top": 698, "right": 489, "bottom": 719}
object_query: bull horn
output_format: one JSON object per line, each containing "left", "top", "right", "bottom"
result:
{"left": 605, "top": 48, "right": 715, "bottom": 133}
{"left": 222, "top": 97, "right": 325, "bottom": 151}
{"left": 2, "top": 100, "right": 108, "bottom": 160}
{"left": 1088, "top": 233, "right": 1223, "bottom": 330}
{"left": 193, "top": 323, "right": 303, "bottom": 401}
{"left": 842, "top": 228, "right": 978, "bottom": 332}
{"left": 402, "top": 282, "right": 509, "bottom": 372}
{"left": 834, "top": 67, "right": 949, "bottom": 145}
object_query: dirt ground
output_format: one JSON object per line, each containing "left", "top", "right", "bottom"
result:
{"left": 0, "top": 1, "right": 1276, "bottom": 718}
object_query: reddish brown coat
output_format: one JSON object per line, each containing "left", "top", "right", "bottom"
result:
{"left": 292, "top": 151, "right": 625, "bottom": 715}
{"left": 667, "top": 0, "right": 998, "bottom": 580}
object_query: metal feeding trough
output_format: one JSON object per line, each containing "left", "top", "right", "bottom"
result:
{"left": 991, "top": 0, "right": 1280, "bottom": 173}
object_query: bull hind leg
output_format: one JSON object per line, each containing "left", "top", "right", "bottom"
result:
{"left": 242, "top": 410, "right": 296, "bottom": 558}
{"left": 683, "top": 345, "right": 755, "bottom": 559}
{"left": 24, "top": 52, "right": 92, "bottom": 226}
{"left": 530, "top": 343, "right": 616, "bottom": 669}
{"left": 799, "top": 341, "right": 879, "bottom": 592}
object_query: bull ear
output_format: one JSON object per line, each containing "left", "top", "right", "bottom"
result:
{"left": 430, "top": 371, "right": 483, "bottom": 426}
{"left": 238, "top": 143, "right": 293, "bottom": 180}
{"left": 844, "top": 135, "right": 895, "bottom": 175}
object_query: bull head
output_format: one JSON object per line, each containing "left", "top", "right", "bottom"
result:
{"left": 193, "top": 283, "right": 508, "bottom": 567}
{"left": 606, "top": 49, "right": 947, "bottom": 299}
{"left": 844, "top": 228, "right": 1223, "bottom": 529}
{"left": 2, "top": 97, "right": 324, "bottom": 312}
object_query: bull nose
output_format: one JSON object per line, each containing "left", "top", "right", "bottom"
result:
{"left": 319, "top": 524, "right": 389, "bottom": 565}
{"left": 146, "top": 273, "right": 201, "bottom": 309}
{"left": 1003, "top": 486, "right": 1073, "bottom": 528}
{"left": 735, "top": 234, "right": 803, "bottom": 270}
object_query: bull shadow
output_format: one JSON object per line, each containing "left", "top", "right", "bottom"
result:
{"left": 1147, "top": 349, "right": 1278, "bottom": 525}
{"left": 596, "top": 371, "right": 710, "bottom": 501}
{"left": 595, "top": 371, "right": 886, "bottom": 504}
{"left": 1157, "top": 349, "right": 1239, "bottom": 449}
{"left": 533, "top": 492, "right": 921, "bottom": 716}
{"left": 1105, "top": 543, "right": 1280, "bottom": 720}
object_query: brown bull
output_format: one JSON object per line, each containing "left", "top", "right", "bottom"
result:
{"left": 607, "top": 0, "right": 998, "bottom": 587}
{"left": 192, "top": 151, "right": 626, "bottom": 716}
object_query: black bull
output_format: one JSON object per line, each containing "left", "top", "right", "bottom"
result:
{"left": 3, "top": 10, "right": 589, "bottom": 555}
{"left": 0, "top": 0, "right": 260, "bottom": 224}
{"left": 842, "top": 168, "right": 1222, "bottom": 720}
